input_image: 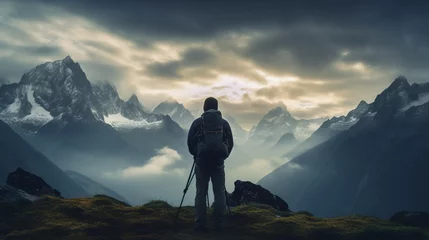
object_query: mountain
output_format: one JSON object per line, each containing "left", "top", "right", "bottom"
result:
{"left": 126, "top": 94, "right": 144, "bottom": 113}
{"left": 259, "top": 76, "right": 429, "bottom": 219}
{"left": 65, "top": 170, "right": 129, "bottom": 203}
{"left": 272, "top": 133, "right": 300, "bottom": 155}
{"left": 247, "top": 103, "right": 326, "bottom": 148}
{"left": 223, "top": 115, "right": 248, "bottom": 145}
{"left": 0, "top": 119, "right": 88, "bottom": 198}
{"left": 286, "top": 100, "right": 371, "bottom": 158}
{"left": 152, "top": 99, "right": 195, "bottom": 129}
{"left": 92, "top": 82, "right": 124, "bottom": 115}
{"left": 0, "top": 56, "right": 103, "bottom": 133}
{"left": 0, "top": 56, "right": 187, "bottom": 174}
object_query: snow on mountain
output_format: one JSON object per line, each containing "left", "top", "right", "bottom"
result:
{"left": 23, "top": 87, "right": 53, "bottom": 123}
{"left": 0, "top": 56, "right": 169, "bottom": 133}
{"left": 247, "top": 103, "right": 326, "bottom": 148}
{"left": 0, "top": 56, "right": 189, "bottom": 184}
{"left": 259, "top": 76, "right": 429, "bottom": 218}
{"left": 152, "top": 99, "right": 195, "bottom": 129}
{"left": 286, "top": 100, "right": 371, "bottom": 159}
{"left": 92, "top": 82, "right": 124, "bottom": 115}
{"left": 104, "top": 113, "right": 163, "bottom": 130}
{"left": 323, "top": 100, "right": 371, "bottom": 132}
{"left": 0, "top": 56, "right": 104, "bottom": 129}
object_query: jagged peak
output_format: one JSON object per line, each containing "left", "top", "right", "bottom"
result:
{"left": 127, "top": 94, "right": 140, "bottom": 103}
{"left": 357, "top": 100, "right": 369, "bottom": 107}
{"left": 387, "top": 76, "right": 410, "bottom": 91}
{"left": 94, "top": 81, "right": 117, "bottom": 90}
{"left": 62, "top": 55, "right": 75, "bottom": 65}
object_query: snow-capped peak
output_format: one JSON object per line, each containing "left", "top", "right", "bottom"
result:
{"left": 126, "top": 94, "right": 144, "bottom": 112}
{"left": 152, "top": 100, "right": 195, "bottom": 128}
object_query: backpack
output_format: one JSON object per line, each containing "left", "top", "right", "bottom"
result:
{"left": 196, "top": 110, "right": 229, "bottom": 160}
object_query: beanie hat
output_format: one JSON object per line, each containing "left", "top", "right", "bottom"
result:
{"left": 203, "top": 97, "right": 218, "bottom": 112}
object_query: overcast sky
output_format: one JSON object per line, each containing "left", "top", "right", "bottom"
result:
{"left": 1, "top": 0, "right": 429, "bottom": 129}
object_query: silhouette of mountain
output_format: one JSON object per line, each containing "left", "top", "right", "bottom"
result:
{"left": 65, "top": 170, "right": 129, "bottom": 203}
{"left": 0, "top": 119, "right": 88, "bottom": 198}
{"left": 259, "top": 76, "right": 429, "bottom": 219}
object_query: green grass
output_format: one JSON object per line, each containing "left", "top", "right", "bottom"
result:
{"left": 0, "top": 195, "right": 428, "bottom": 240}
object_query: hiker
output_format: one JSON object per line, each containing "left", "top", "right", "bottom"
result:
{"left": 187, "top": 97, "right": 234, "bottom": 231}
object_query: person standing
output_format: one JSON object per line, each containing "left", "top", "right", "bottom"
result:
{"left": 187, "top": 97, "right": 234, "bottom": 231}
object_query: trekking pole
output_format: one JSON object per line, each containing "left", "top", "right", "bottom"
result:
{"left": 225, "top": 189, "right": 231, "bottom": 217}
{"left": 174, "top": 160, "right": 196, "bottom": 223}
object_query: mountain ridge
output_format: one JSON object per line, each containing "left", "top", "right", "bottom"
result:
{"left": 259, "top": 76, "right": 429, "bottom": 219}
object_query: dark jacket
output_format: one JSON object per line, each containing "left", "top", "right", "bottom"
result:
{"left": 187, "top": 114, "right": 234, "bottom": 166}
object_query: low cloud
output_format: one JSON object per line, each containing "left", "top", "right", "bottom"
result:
{"left": 105, "top": 147, "right": 185, "bottom": 178}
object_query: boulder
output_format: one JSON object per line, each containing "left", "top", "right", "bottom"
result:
{"left": 390, "top": 211, "right": 429, "bottom": 228}
{"left": 227, "top": 180, "right": 290, "bottom": 211}
{"left": 0, "top": 184, "right": 39, "bottom": 203}
{"left": 6, "top": 168, "right": 62, "bottom": 198}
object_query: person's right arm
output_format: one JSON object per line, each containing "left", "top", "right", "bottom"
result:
{"left": 187, "top": 119, "right": 199, "bottom": 156}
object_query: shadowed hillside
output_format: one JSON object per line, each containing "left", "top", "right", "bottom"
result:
{"left": 0, "top": 195, "right": 428, "bottom": 240}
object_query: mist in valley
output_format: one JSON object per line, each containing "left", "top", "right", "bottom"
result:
{"left": 57, "top": 143, "right": 291, "bottom": 206}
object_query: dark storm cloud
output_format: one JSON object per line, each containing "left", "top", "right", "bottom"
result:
{"left": 26, "top": 0, "right": 428, "bottom": 42}
{"left": 145, "top": 47, "right": 216, "bottom": 80}
{"left": 11, "top": 0, "right": 429, "bottom": 84}
{"left": 181, "top": 48, "right": 216, "bottom": 66}
{"left": 0, "top": 41, "right": 62, "bottom": 56}
{"left": 146, "top": 61, "right": 182, "bottom": 79}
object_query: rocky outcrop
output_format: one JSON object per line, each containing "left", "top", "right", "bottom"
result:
{"left": 390, "top": 211, "right": 429, "bottom": 228}
{"left": 227, "top": 180, "right": 289, "bottom": 211}
{"left": 5, "top": 168, "right": 61, "bottom": 198}
{"left": 0, "top": 185, "right": 40, "bottom": 203}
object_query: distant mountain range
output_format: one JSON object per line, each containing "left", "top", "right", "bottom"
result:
{"left": 285, "top": 100, "right": 371, "bottom": 158}
{"left": 246, "top": 102, "right": 327, "bottom": 148}
{"left": 152, "top": 99, "right": 195, "bottom": 129}
{"left": 154, "top": 100, "right": 250, "bottom": 144}
{"left": 0, "top": 56, "right": 187, "bottom": 175}
{"left": 259, "top": 76, "right": 429, "bottom": 219}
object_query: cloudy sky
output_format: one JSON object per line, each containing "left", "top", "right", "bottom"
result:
{"left": 1, "top": 0, "right": 429, "bottom": 129}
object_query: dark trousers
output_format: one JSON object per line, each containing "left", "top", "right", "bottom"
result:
{"left": 195, "top": 164, "right": 226, "bottom": 227}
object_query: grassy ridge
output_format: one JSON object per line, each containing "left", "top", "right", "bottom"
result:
{"left": 0, "top": 195, "right": 428, "bottom": 240}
